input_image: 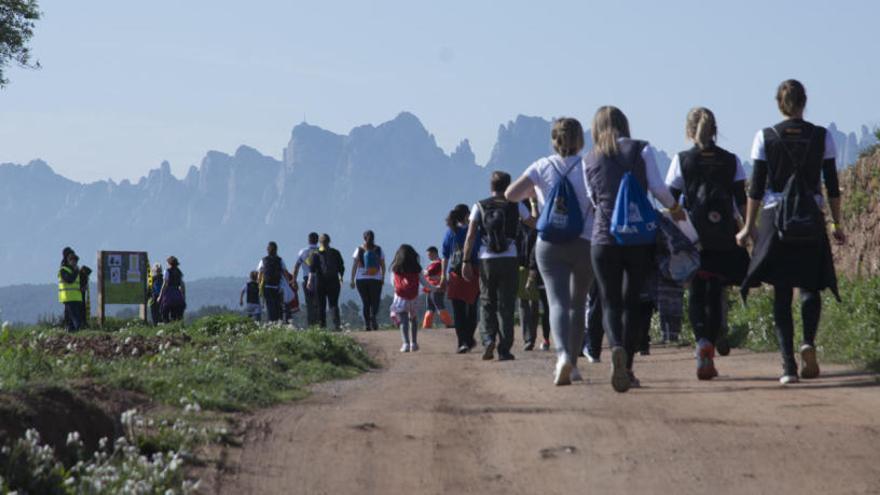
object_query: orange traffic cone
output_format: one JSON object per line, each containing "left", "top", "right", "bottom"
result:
{"left": 439, "top": 309, "right": 453, "bottom": 327}
{"left": 422, "top": 311, "right": 434, "bottom": 330}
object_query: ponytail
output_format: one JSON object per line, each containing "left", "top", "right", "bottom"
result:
{"left": 686, "top": 107, "right": 717, "bottom": 150}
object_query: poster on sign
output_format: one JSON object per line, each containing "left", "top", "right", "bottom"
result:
{"left": 97, "top": 250, "right": 149, "bottom": 325}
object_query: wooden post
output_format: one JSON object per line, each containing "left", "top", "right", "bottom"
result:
{"left": 97, "top": 251, "right": 105, "bottom": 328}
{"left": 139, "top": 253, "right": 148, "bottom": 323}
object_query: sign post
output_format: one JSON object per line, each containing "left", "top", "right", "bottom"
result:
{"left": 96, "top": 251, "right": 149, "bottom": 327}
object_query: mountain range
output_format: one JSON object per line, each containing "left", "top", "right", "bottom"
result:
{"left": 1, "top": 113, "right": 875, "bottom": 290}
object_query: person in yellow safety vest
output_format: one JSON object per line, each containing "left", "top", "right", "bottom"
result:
{"left": 58, "top": 247, "right": 85, "bottom": 332}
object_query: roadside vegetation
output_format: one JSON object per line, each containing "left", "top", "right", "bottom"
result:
{"left": 725, "top": 277, "right": 880, "bottom": 373}
{"left": 0, "top": 314, "right": 374, "bottom": 493}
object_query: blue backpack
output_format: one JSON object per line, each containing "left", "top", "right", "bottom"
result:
{"left": 610, "top": 170, "right": 658, "bottom": 245}
{"left": 536, "top": 158, "right": 584, "bottom": 243}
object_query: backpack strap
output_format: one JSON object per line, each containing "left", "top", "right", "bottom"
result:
{"left": 770, "top": 125, "right": 816, "bottom": 175}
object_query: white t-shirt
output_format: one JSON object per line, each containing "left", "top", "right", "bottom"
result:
{"left": 524, "top": 154, "right": 593, "bottom": 240}
{"left": 468, "top": 200, "right": 530, "bottom": 259}
{"left": 749, "top": 128, "right": 836, "bottom": 208}
{"left": 664, "top": 153, "right": 747, "bottom": 192}
{"left": 295, "top": 244, "right": 318, "bottom": 279}
{"left": 352, "top": 246, "right": 385, "bottom": 281}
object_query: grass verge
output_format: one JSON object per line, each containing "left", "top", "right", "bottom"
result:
{"left": 0, "top": 314, "right": 375, "bottom": 493}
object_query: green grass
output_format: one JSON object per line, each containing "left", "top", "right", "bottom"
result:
{"left": 726, "top": 277, "right": 880, "bottom": 372}
{"left": 0, "top": 314, "right": 376, "bottom": 492}
{"left": 0, "top": 314, "right": 375, "bottom": 411}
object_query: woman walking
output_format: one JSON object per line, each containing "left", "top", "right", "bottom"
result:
{"left": 584, "top": 106, "right": 685, "bottom": 392}
{"left": 665, "top": 107, "right": 749, "bottom": 380}
{"left": 158, "top": 256, "right": 186, "bottom": 323}
{"left": 440, "top": 205, "right": 481, "bottom": 353}
{"left": 738, "top": 80, "right": 845, "bottom": 385}
{"left": 506, "top": 117, "right": 593, "bottom": 386}
{"left": 351, "top": 230, "right": 386, "bottom": 330}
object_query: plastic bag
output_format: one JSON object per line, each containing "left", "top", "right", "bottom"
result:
{"left": 661, "top": 209, "right": 700, "bottom": 246}
{"left": 655, "top": 214, "right": 701, "bottom": 284}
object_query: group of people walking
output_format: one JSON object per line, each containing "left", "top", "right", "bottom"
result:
{"left": 438, "top": 79, "right": 844, "bottom": 391}
{"left": 57, "top": 79, "right": 845, "bottom": 392}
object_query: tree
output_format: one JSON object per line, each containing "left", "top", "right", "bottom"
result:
{"left": 0, "top": 0, "right": 41, "bottom": 87}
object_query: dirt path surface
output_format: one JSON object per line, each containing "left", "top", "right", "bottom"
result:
{"left": 216, "top": 329, "right": 880, "bottom": 495}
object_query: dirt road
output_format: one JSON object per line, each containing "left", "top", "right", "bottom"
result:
{"left": 216, "top": 329, "right": 880, "bottom": 495}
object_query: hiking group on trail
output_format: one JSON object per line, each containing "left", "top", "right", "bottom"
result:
{"left": 58, "top": 79, "right": 846, "bottom": 391}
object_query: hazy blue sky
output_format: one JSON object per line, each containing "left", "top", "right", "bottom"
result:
{"left": 1, "top": 0, "right": 878, "bottom": 182}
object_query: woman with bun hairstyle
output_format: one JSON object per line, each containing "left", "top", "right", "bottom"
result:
{"left": 737, "top": 79, "right": 845, "bottom": 385}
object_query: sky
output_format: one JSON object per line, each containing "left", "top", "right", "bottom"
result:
{"left": 1, "top": 0, "right": 878, "bottom": 182}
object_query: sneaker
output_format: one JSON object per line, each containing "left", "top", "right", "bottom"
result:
{"left": 799, "top": 344, "right": 820, "bottom": 379}
{"left": 570, "top": 366, "right": 583, "bottom": 382}
{"left": 457, "top": 345, "right": 469, "bottom": 354}
{"left": 400, "top": 343, "right": 410, "bottom": 353}
{"left": 539, "top": 340, "right": 550, "bottom": 351}
{"left": 410, "top": 342, "right": 419, "bottom": 352}
{"left": 497, "top": 352, "right": 515, "bottom": 361}
{"left": 523, "top": 341, "right": 535, "bottom": 351}
{"left": 780, "top": 374, "right": 799, "bottom": 385}
{"left": 586, "top": 353, "right": 601, "bottom": 364}
{"left": 482, "top": 341, "right": 496, "bottom": 361}
{"left": 716, "top": 335, "right": 731, "bottom": 356}
{"left": 554, "top": 356, "right": 573, "bottom": 386}
{"left": 627, "top": 371, "right": 641, "bottom": 388}
{"left": 610, "top": 346, "right": 631, "bottom": 393}
{"left": 696, "top": 340, "right": 717, "bottom": 381}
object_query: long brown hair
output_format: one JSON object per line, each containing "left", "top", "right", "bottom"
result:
{"left": 591, "top": 106, "right": 630, "bottom": 156}
{"left": 686, "top": 107, "right": 717, "bottom": 149}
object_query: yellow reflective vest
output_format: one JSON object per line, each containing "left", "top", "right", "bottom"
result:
{"left": 58, "top": 266, "right": 83, "bottom": 303}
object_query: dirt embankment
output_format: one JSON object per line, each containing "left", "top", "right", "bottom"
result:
{"left": 835, "top": 148, "right": 880, "bottom": 277}
{"left": 0, "top": 384, "right": 146, "bottom": 457}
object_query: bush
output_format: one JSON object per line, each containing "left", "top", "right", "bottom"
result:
{"left": 727, "top": 278, "right": 880, "bottom": 371}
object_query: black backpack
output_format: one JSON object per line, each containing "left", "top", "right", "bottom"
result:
{"left": 448, "top": 238, "right": 465, "bottom": 275}
{"left": 318, "top": 249, "right": 342, "bottom": 283}
{"left": 772, "top": 128, "right": 825, "bottom": 244}
{"left": 262, "top": 255, "right": 282, "bottom": 286}
{"left": 245, "top": 281, "right": 260, "bottom": 304}
{"left": 682, "top": 151, "right": 738, "bottom": 251}
{"left": 478, "top": 198, "right": 520, "bottom": 254}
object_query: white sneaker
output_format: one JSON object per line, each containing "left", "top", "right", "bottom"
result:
{"left": 570, "top": 366, "right": 583, "bottom": 382}
{"left": 410, "top": 342, "right": 420, "bottom": 352}
{"left": 586, "top": 353, "right": 601, "bottom": 364}
{"left": 779, "top": 374, "right": 799, "bottom": 385}
{"left": 554, "top": 356, "right": 573, "bottom": 386}
{"left": 400, "top": 343, "right": 411, "bottom": 353}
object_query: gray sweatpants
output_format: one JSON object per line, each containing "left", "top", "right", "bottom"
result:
{"left": 535, "top": 238, "right": 593, "bottom": 366}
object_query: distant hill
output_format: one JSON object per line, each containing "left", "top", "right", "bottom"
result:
{"left": 0, "top": 112, "right": 874, "bottom": 321}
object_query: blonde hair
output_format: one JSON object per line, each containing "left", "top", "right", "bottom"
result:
{"left": 551, "top": 117, "right": 584, "bottom": 157}
{"left": 686, "top": 107, "right": 717, "bottom": 149}
{"left": 590, "top": 106, "right": 630, "bottom": 156}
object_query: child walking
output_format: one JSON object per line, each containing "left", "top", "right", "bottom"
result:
{"left": 390, "top": 244, "right": 439, "bottom": 352}
{"left": 421, "top": 246, "right": 453, "bottom": 329}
